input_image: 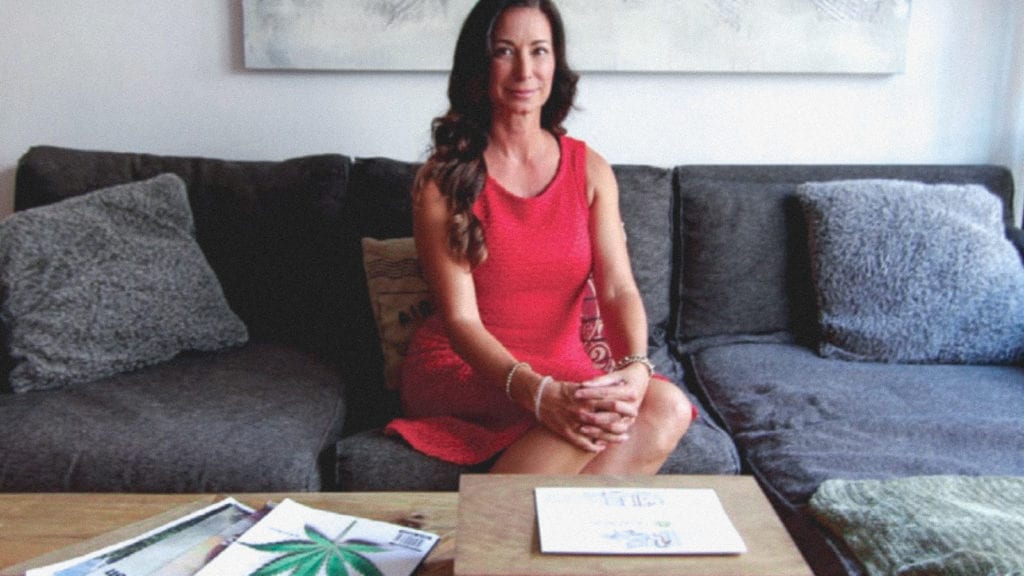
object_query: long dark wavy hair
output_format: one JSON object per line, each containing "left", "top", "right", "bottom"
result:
{"left": 417, "top": 0, "right": 579, "bottom": 267}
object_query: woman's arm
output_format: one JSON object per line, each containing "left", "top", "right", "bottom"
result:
{"left": 413, "top": 175, "right": 511, "bottom": 386}
{"left": 575, "top": 147, "right": 653, "bottom": 429}
{"left": 585, "top": 147, "right": 650, "bottom": 360}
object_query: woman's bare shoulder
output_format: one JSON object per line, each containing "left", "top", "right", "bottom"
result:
{"left": 584, "top": 144, "right": 617, "bottom": 204}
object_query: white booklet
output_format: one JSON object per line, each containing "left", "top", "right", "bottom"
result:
{"left": 534, "top": 487, "right": 747, "bottom": 555}
{"left": 194, "top": 498, "right": 439, "bottom": 576}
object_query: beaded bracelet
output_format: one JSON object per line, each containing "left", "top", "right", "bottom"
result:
{"left": 614, "top": 355, "right": 655, "bottom": 377}
{"left": 534, "top": 376, "right": 553, "bottom": 420}
{"left": 505, "top": 361, "right": 531, "bottom": 400}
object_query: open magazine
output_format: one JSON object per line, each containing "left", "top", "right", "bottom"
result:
{"left": 23, "top": 498, "right": 438, "bottom": 576}
{"left": 196, "top": 499, "right": 438, "bottom": 576}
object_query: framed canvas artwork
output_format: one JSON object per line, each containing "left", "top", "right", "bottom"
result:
{"left": 242, "top": 0, "right": 912, "bottom": 74}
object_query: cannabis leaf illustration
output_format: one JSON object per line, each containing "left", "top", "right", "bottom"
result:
{"left": 244, "top": 521, "right": 389, "bottom": 576}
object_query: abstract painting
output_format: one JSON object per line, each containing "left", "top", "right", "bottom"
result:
{"left": 242, "top": 0, "right": 912, "bottom": 73}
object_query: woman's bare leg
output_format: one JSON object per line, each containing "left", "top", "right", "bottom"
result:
{"left": 489, "top": 425, "right": 599, "bottom": 473}
{"left": 580, "top": 378, "right": 692, "bottom": 474}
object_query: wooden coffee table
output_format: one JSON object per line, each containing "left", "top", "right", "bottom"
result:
{"left": 0, "top": 475, "right": 810, "bottom": 576}
{"left": 0, "top": 492, "right": 457, "bottom": 576}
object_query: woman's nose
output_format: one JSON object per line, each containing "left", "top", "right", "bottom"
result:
{"left": 514, "top": 52, "right": 531, "bottom": 78}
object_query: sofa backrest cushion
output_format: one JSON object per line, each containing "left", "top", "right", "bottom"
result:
{"left": 676, "top": 177, "right": 818, "bottom": 351}
{"left": 338, "top": 157, "right": 420, "bottom": 430}
{"left": 341, "top": 157, "right": 419, "bottom": 352}
{"left": 14, "top": 146, "right": 351, "bottom": 355}
{"left": 673, "top": 165, "right": 1016, "bottom": 354}
{"left": 613, "top": 165, "right": 676, "bottom": 356}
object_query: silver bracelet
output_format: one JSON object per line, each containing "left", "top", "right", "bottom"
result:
{"left": 505, "top": 361, "right": 531, "bottom": 400}
{"left": 614, "top": 355, "right": 655, "bottom": 377}
{"left": 534, "top": 376, "right": 553, "bottom": 420}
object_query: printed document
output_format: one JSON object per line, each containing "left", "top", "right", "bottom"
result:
{"left": 534, "top": 487, "right": 747, "bottom": 555}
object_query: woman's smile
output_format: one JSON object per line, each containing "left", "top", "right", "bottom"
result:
{"left": 508, "top": 87, "right": 541, "bottom": 99}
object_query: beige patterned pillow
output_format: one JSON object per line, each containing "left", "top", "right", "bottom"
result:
{"left": 361, "top": 237, "right": 434, "bottom": 389}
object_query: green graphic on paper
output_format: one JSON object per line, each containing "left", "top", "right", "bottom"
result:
{"left": 244, "top": 522, "right": 388, "bottom": 576}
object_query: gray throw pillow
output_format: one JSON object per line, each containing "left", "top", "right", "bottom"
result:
{"left": 797, "top": 179, "right": 1024, "bottom": 364}
{"left": 0, "top": 173, "right": 249, "bottom": 392}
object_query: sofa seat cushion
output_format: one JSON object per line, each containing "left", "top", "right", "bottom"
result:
{"left": 689, "top": 343, "right": 1024, "bottom": 507}
{"left": 335, "top": 428, "right": 486, "bottom": 491}
{"left": 0, "top": 342, "right": 344, "bottom": 492}
{"left": 690, "top": 342, "right": 1024, "bottom": 575}
{"left": 658, "top": 388, "right": 741, "bottom": 476}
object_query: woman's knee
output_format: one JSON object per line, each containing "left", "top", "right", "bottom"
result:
{"left": 642, "top": 378, "right": 693, "bottom": 448}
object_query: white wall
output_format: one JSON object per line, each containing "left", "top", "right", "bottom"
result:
{"left": 1, "top": 1, "right": 1021, "bottom": 223}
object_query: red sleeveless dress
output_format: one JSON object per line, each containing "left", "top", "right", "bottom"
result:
{"left": 384, "top": 135, "right": 603, "bottom": 465}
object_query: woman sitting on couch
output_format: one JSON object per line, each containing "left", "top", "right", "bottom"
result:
{"left": 385, "top": 0, "right": 694, "bottom": 474}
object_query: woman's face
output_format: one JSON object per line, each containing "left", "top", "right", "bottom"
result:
{"left": 487, "top": 7, "right": 555, "bottom": 120}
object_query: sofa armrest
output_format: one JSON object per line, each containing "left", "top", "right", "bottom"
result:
{"left": 1008, "top": 225, "right": 1024, "bottom": 262}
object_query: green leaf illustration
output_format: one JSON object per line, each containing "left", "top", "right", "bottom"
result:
{"left": 339, "top": 549, "right": 382, "bottom": 576}
{"left": 247, "top": 540, "right": 320, "bottom": 554}
{"left": 244, "top": 522, "right": 389, "bottom": 576}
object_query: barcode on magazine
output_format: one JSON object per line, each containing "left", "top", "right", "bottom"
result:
{"left": 391, "top": 529, "right": 432, "bottom": 552}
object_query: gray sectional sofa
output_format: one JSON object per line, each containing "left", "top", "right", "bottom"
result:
{"left": 2, "top": 145, "right": 1022, "bottom": 575}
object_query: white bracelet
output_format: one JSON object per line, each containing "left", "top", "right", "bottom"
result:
{"left": 534, "top": 376, "right": 553, "bottom": 420}
{"left": 505, "top": 361, "right": 531, "bottom": 400}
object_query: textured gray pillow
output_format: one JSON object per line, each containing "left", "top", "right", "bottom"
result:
{"left": 797, "top": 179, "right": 1024, "bottom": 364}
{"left": 0, "top": 173, "right": 249, "bottom": 392}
